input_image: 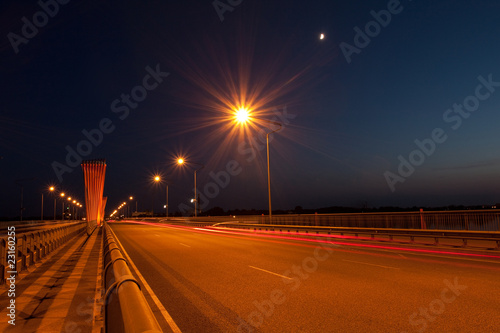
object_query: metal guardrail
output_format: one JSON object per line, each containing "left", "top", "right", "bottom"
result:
{"left": 103, "top": 223, "right": 162, "bottom": 333}
{"left": 191, "top": 210, "right": 500, "bottom": 231}
{"left": 215, "top": 223, "right": 500, "bottom": 250}
{"left": 0, "top": 222, "right": 86, "bottom": 284}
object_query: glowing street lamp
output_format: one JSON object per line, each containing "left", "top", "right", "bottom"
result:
{"left": 154, "top": 176, "right": 169, "bottom": 218}
{"left": 232, "top": 107, "right": 282, "bottom": 223}
{"left": 67, "top": 197, "right": 72, "bottom": 220}
{"left": 129, "top": 196, "right": 137, "bottom": 215}
{"left": 178, "top": 158, "right": 204, "bottom": 217}
{"left": 152, "top": 175, "right": 163, "bottom": 216}
{"left": 235, "top": 108, "right": 250, "bottom": 123}
{"left": 60, "top": 192, "right": 65, "bottom": 220}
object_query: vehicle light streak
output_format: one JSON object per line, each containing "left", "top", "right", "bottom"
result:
{"left": 110, "top": 220, "right": 500, "bottom": 270}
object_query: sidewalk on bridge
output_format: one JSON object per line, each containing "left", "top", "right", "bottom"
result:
{"left": 1, "top": 226, "right": 103, "bottom": 333}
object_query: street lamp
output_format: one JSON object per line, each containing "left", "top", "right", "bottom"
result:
{"left": 177, "top": 158, "right": 204, "bottom": 217}
{"left": 233, "top": 107, "right": 282, "bottom": 223}
{"left": 67, "top": 197, "right": 72, "bottom": 220}
{"left": 72, "top": 200, "right": 77, "bottom": 220}
{"left": 41, "top": 191, "right": 44, "bottom": 221}
{"left": 129, "top": 196, "right": 135, "bottom": 217}
{"left": 60, "top": 192, "right": 65, "bottom": 220}
{"left": 154, "top": 176, "right": 169, "bottom": 218}
{"left": 49, "top": 186, "right": 56, "bottom": 220}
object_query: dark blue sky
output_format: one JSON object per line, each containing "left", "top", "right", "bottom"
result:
{"left": 2, "top": 0, "right": 500, "bottom": 218}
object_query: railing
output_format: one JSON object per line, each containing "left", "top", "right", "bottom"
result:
{"left": 0, "top": 222, "right": 86, "bottom": 284}
{"left": 103, "top": 223, "right": 162, "bottom": 333}
{"left": 204, "top": 210, "right": 500, "bottom": 231}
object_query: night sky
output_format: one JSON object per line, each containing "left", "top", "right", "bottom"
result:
{"left": 2, "top": 0, "right": 500, "bottom": 218}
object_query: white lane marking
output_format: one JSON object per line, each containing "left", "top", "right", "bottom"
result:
{"left": 179, "top": 243, "right": 191, "bottom": 247}
{"left": 109, "top": 226, "right": 182, "bottom": 333}
{"left": 249, "top": 265, "right": 292, "bottom": 280}
{"left": 342, "top": 259, "right": 400, "bottom": 270}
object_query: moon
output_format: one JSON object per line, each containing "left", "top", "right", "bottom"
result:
{"left": 319, "top": 33, "right": 325, "bottom": 40}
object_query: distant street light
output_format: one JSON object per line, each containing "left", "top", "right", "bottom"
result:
{"left": 153, "top": 175, "right": 162, "bottom": 216}
{"left": 129, "top": 196, "right": 134, "bottom": 217}
{"left": 49, "top": 186, "right": 56, "bottom": 220}
{"left": 60, "top": 192, "right": 65, "bottom": 220}
{"left": 154, "top": 176, "right": 169, "bottom": 218}
{"left": 178, "top": 158, "right": 204, "bottom": 217}
{"left": 233, "top": 107, "right": 282, "bottom": 223}
{"left": 67, "top": 197, "right": 72, "bottom": 220}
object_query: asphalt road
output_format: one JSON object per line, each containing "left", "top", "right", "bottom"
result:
{"left": 110, "top": 221, "right": 500, "bottom": 333}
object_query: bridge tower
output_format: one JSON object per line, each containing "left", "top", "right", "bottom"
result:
{"left": 81, "top": 159, "right": 107, "bottom": 233}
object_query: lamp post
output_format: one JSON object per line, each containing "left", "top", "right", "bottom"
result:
{"left": 233, "top": 108, "right": 282, "bottom": 223}
{"left": 41, "top": 193, "right": 44, "bottom": 221}
{"left": 177, "top": 158, "right": 204, "bottom": 217}
{"left": 67, "top": 197, "right": 72, "bottom": 220}
{"left": 15, "top": 178, "right": 34, "bottom": 221}
{"left": 153, "top": 177, "right": 169, "bottom": 218}
{"left": 129, "top": 196, "right": 134, "bottom": 217}
{"left": 153, "top": 175, "right": 161, "bottom": 216}
{"left": 166, "top": 185, "right": 169, "bottom": 218}
{"left": 49, "top": 186, "right": 56, "bottom": 220}
{"left": 60, "top": 192, "right": 65, "bottom": 220}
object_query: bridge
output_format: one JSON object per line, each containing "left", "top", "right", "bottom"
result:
{"left": 1, "top": 211, "right": 500, "bottom": 332}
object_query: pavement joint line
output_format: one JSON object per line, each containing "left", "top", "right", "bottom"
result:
{"left": 248, "top": 265, "right": 293, "bottom": 280}
{"left": 108, "top": 225, "right": 183, "bottom": 333}
{"left": 341, "top": 259, "right": 400, "bottom": 270}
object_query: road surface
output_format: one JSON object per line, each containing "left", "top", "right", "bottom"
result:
{"left": 110, "top": 221, "right": 500, "bottom": 333}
